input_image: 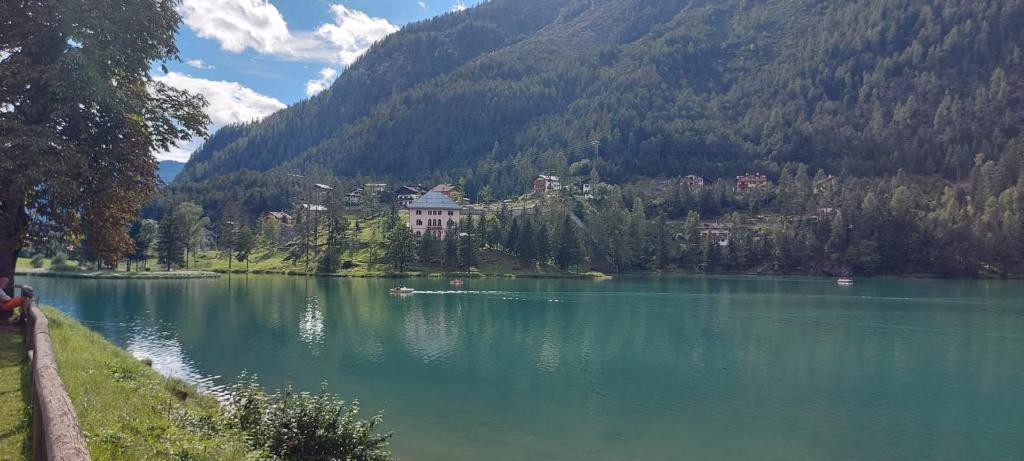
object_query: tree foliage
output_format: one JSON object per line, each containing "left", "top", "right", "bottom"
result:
{"left": 0, "top": 0, "right": 208, "bottom": 288}
{"left": 176, "top": 0, "right": 1024, "bottom": 209}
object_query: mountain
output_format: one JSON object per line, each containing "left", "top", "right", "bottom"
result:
{"left": 158, "top": 160, "right": 185, "bottom": 183}
{"left": 175, "top": 0, "right": 1024, "bottom": 208}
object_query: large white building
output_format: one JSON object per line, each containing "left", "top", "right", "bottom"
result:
{"left": 407, "top": 191, "right": 462, "bottom": 239}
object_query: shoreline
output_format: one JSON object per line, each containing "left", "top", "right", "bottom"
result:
{"left": 16, "top": 267, "right": 1019, "bottom": 282}
{"left": 15, "top": 268, "right": 221, "bottom": 279}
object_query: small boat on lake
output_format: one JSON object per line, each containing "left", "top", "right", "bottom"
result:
{"left": 449, "top": 279, "right": 465, "bottom": 288}
{"left": 837, "top": 277, "right": 854, "bottom": 286}
{"left": 390, "top": 287, "right": 415, "bottom": 294}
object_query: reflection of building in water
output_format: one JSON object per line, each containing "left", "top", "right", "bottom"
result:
{"left": 299, "top": 297, "right": 325, "bottom": 355}
{"left": 402, "top": 305, "right": 460, "bottom": 363}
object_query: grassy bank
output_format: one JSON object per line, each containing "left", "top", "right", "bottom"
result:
{"left": 15, "top": 268, "right": 220, "bottom": 280}
{"left": 42, "top": 307, "right": 252, "bottom": 460}
{"left": 0, "top": 328, "right": 30, "bottom": 459}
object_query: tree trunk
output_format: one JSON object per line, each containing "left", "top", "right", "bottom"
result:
{"left": 0, "top": 200, "right": 29, "bottom": 296}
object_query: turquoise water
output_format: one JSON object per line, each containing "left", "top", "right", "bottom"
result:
{"left": 22, "top": 275, "right": 1024, "bottom": 460}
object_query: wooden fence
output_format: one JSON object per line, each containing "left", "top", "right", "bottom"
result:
{"left": 25, "top": 300, "right": 91, "bottom": 461}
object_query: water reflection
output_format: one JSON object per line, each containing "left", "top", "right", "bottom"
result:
{"left": 19, "top": 275, "right": 1024, "bottom": 461}
{"left": 124, "top": 322, "right": 227, "bottom": 396}
{"left": 298, "top": 297, "right": 325, "bottom": 354}
{"left": 402, "top": 304, "right": 460, "bottom": 363}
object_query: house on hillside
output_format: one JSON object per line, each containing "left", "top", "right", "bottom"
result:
{"left": 408, "top": 191, "right": 462, "bottom": 239}
{"left": 260, "top": 211, "right": 294, "bottom": 226}
{"left": 699, "top": 222, "right": 731, "bottom": 246}
{"left": 736, "top": 173, "right": 769, "bottom": 191}
{"left": 682, "top": 175, "right": 705, "bottom": 190}
{"left": 431, "top": 184, "right": 460, "bottom": 200}
{"left": 395, "top": 186, "right": 425, "bottom": 207}
{"left": 813, "top": 207, "right": 840, "bottom": 221}
{"left": 364, "top": 183, "right": 388, "bottom": 195}
{"left": 657, "top": 175, "right": 705, "bottom": 194}
{"left": 345, "top": 188, "right": 363, "bottom": 205}
{"left": 533, "top": 175, "right": 562, "bottom": 193}
{"left": 814, "top": 175, "right": 839, "bottom": 193}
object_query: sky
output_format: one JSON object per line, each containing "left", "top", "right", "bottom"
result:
{"left": 156, "top": 0, "right": 483, "bottom": 162}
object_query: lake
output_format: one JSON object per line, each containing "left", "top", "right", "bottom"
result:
{"left": 21, "top": 274, "right": 1024, "bottom": 460}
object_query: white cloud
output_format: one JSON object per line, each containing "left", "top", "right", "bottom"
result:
{"left": 178, "top": 0, "right": 290, "bottom": 54}
{"left": 305, "top": 67, "right": 339, "bottom": 97}
{"left": 185, "top": 59, "right": 215, "bottom": 70}
{"left": 178, "top": 1, "right": 397, "bottom": 66}
{"left": 452, "top": 1, "right": 467, "bottom": 12}
{"left": 313, "top": 5, "right": 398, "bottom": 65}
{"left": 417, "top": 1, "right": 427, "bottom": 9}
{"left": 153, "top": 71, "right": 286, "bottom": 161}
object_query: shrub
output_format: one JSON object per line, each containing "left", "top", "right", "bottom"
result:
{"left": 30, "top": 254, "right": 45, "bottom": 268}
{"left": 50, "top": 254, "right": 74, "bottom": 271}
{"left": 228, "top": 375, "right": 393, "bottom": 461}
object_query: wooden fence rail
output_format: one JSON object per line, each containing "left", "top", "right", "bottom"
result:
{"left": 25, "top": 299, "right": 91, "bottom": 461}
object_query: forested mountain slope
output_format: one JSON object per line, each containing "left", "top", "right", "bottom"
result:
{"left": 177, "top": 0, "right": 1024, "bottom": 200}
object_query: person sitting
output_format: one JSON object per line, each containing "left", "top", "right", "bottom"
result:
{"left": 0, "top": 277, "right": 32, "bottom": 323}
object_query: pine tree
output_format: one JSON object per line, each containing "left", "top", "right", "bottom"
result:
{"left": 383, "top": 218, "right": 416, "bottom": 272}
{"left": 655, "top": 213, "right": 670, "bottom": 270}
{"left": 235, "top": 226, "right": 257, "bottom": 271}
{"left": 536, "top": 222, "right": 551, "bottom": 265}
{"left": 702, "top": 239, "right": 721, "bottom": 273}
{"left": 444, "top": 230, "right": 459, "bottom": 269}
{"left": 157, "top": 209, "right": 187, "bottom": 271}
{"left": 505, "top": 218, "right": 520, "bottom": 254}
{"left": 555, "top": 216, "right": 585, "bottom": 270}
{"left": 517, "top": 218, "right": 536, "bottom": 260}
{"left": 458, "top": 218, "right": 478, "bottom": 269}
{"left": 418, "top": 231, "right": 438, "bottom": 266}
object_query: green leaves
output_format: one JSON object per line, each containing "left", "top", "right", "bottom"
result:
{"left": 228, "top": 375, "right": 393, "bottom": 461}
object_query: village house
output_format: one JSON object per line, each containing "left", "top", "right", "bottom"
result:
{"left": 699, "top": 222, "right": 731, "bottom": 246}
{"left": 682, "top": 175, "right": 705, "bottom": 190}
{"left": 814, "top": 207, "right": 840, "bottom": 221}
{"left": 345, "top": 188, "right": 363, "bottom": 205}
{"left": 364, "top": 183, "right": 388, "bottom": 195}
{"left": 657, "top": 175, "right": 705, "bottom": 194}
{"left": 407, "top": 191, "right": 462, "bottom": 239}
{"left": 736, "top": 173, "right": 770, "bottom": 191}
{"left": 395, "top": 186, "right": 425, "bottom": 207}
{"left": 533, "top": 175, "right": 562, "bottom": 193}
{"left": 814, "top": 174, "right": 839, "bottom": 194}
{"left": 431, "top": 183, "right": 460, "bottom": 200}
{"left": 259, "top": 211, "right": 294, "bottom": 226}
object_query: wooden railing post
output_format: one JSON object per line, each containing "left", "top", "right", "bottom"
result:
{"left": 24, "top": 299, "right": 91, "bottom": 461}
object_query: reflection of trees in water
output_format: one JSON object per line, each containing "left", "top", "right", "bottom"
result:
{"left": 402, "top": 304, "right": 461, "bottom": 363}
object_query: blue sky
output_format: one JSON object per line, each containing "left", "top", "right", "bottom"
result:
{"left": 156, "top": 0, "right": 483, "bottom": 161}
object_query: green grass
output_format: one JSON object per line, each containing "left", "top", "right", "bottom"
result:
{"left": 16, "top": 257, "right": 78, "bottom": 270}
{"left": 42, "top": 308, "right": 253, "bottom": 460}
{"left": 0, "top": 328, "right": 30, "bottom": 459}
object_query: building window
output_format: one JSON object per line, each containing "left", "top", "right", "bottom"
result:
{"left": 415, "top": 231, "right": 421, "bottom": 236}
{"left": 447, "top": 219, "right": 455, "bottom": 228}
{"left": 448, "top": 211, "right": 454, "bottom": 216}
{"left": 416, "top": 220, "right": 422, "bottom": 226}
{"left": 416, "top": 210, "right": 422, "bottom": 215}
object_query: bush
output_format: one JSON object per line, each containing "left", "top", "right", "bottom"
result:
{"left": 50, "top": 254, "right": 74, "bottom": 271}
{"left": 30, "top": 254, "right": 45, "bottom": 268}
{"left": 228, "top": 375, "right": 393, "bottom": 461}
